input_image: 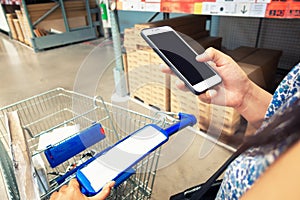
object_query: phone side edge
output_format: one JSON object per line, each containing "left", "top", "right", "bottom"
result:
{"left": 140, "top": 30, "right": 200, "bottom": 95}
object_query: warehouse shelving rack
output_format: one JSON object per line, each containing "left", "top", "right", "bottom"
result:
{"left": 22, "top": 0, "right": 101, "bottom": 52}
{"left": 1, "top": 0, "right": 101, "bottom": 52}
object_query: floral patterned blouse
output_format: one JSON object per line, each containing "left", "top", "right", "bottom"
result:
{"left": 216, "top": 63, "right": 300, "bottom": 199}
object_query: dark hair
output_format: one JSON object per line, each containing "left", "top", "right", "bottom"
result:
{"left": 238, "top": 98, "right": 300, "bottom": 153}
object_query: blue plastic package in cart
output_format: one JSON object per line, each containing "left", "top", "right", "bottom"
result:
{"left": 44, "top": 123, "right": 106, "bottom": 168}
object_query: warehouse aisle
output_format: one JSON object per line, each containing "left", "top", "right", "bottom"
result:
{"left": 0, "top": 33, "right": 116, "bottom": 106}
{"left": 0, "top": 32, "right": 232, "bottom": 200}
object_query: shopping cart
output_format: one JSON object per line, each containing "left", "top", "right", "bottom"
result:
{"left": 0, "top": 88, "right": 196, "bottom": 200}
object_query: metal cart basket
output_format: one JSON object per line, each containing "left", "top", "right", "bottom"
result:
{"left": 0, "top": 88, "right": 179, "bottom": 200}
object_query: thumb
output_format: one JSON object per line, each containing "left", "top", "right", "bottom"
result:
{"left": 89, "top": 181, "right": 115, "bottom": 200}
{"left": 196, "top": 47, "right": 228, "bottom": 66}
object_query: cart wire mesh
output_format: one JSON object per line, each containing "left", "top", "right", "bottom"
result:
{"left": 0, "top": 88, "right": 177, "bottom": 200}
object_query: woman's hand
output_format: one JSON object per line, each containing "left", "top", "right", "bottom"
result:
{"left": 162, "top": 47, "right": 251, "bottom": 108}
{"left": 50, "top": 179, "right": 115, "bottom": 200}
{"left": 162, "top": 47, "right": 272, "bottom": 128}
{"left": 196, "top": 47, "right": 253, "bottom": 108}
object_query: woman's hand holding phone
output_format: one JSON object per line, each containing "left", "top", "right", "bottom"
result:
{"left": 141, "top": 26, "right": 222, "bottom": 95}
{"left": 162, "top": 47, "right": 273, "bottom": 128}
{"left": 162, "top": 47, "right": 252, "bottom": 109}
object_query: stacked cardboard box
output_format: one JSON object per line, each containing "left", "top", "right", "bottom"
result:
{"left": 15, "top": 10, "right": 32, "bottom": 46}
{"left": 6, "top": 13, "right": 26, "bottom": 43}
{"left": 126, "top": 49, "right": 170, "bottom": 110}
{"left": 123, "top": 28, "right": 136, "bottom": 52}
{"left": 124, "top": 15, "right": 222, "bottom": 111}
{"left": 203, "top": 105, "right": 241, "bottom": 136}
{"left": 170, "top": 75, "right": 241, "bottom": 136}
{"left": 6, "top": 9, "right": 42, "bottom": 46}
{"left": 6, "top": 14, "right": 18, "bottom": 40}
{"left": 226, "top": 46, "right": 282, "bottom": 91}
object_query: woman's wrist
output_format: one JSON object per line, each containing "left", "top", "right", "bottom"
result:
{"left": 234, "top": 80, "right": 254, "bottom": 114}
{"left": 234, "top": 81, "right": 272, "bottom": 129}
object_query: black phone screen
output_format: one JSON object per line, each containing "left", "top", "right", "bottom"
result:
{"left": 148, "top": 31, "right": 215, "bottom": 86}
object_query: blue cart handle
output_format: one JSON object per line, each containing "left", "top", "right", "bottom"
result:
{"left": 164, "top": 112, "right": 197, "bottom": 137}
{"left": 76, "top": 112, "right": 197, "bottom": 196}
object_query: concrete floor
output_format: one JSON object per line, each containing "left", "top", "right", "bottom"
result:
{"left": 0, "top": 33, "right": 232, "bottom": 199}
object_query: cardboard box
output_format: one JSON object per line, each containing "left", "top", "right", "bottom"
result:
{"left": 200, "top": 104, "right": 241, "bottom": 136}
{"left": 36, "top": 16, "right": 87, "bottom": 33}
{"left": 239, "top": 62, "right": 266, "bottom": 89}
{"left": 12, "top": 19, "right": 24, "bottom": 42}
{"left": 241, "top": 48, "right": 282, "bottom": 90}
{"left": 15, "top": 10, "right": 31, "bottom": 46}
{"left": 225, "top": 46, "right": 257, "bottom": 62}
{"left": 225, "top": 46, "right": 282, "bottom": 91}
{"left": 127, "top": 49, "right": 170, "bottom": 111}
{"left": 6, "top": 14, "right": 18, "bottom": 40}
{"left": 124, "top": 28, "right": 136, "bottom": 50}
{"left": 196, "top": 36, "right": 223, "bottom": 50}
{"left": 169, "top": 74, "right": 241, "bottom": 135}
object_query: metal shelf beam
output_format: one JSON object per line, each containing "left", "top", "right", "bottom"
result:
{"left": 21, "top": 0, "right": 100, "bottom": 52}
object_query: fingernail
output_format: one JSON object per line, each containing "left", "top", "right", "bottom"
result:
{"left": 196, "top": 53, "right": 205, "bottom": 61}
{"left": 175, "top": 79, "right": 184, "bottom": 88}
{"left": 197, "top": 50, "right": 210, "bottom": 60}
{"left": 175, "top": 79, "right": 181, "bottom": 86}
{"left": 207, "top": 89, "right": 217, "bottom": 98}
{"left": 159, "top": 64, "right": 165, "bottom": 70}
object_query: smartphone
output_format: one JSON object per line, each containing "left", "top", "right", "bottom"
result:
{"left": 140, "top": 26, "right": 222, "bottom": 95}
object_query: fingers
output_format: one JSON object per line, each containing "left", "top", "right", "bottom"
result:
{"left": 101, "top": 181, "right": 115, "bottom": 197}
{"left": 103, "top": 181, "right": 115, "bottom": 192}
{"left": 58, "top": 184, "right": 68, "bottom": 192}
{"left": 159, "top": 64, "right": 173, "bottom": 74}
{"left": 198, "top": 89, "right": 217, "bottom": 104}
{"left": 49, "top": 179, "right": 88, "bottom": 200}
{"left": 64, "top": 179, "right": 81, "bottom": 195}
{"left": 50, "top": 191, "right": 58, "bottom": 200}
{"left": 49, "top": 182, "right": 70, "bottom": 200}
{"left": 90, "top": 181, "right": 115, "bottom": 200}
{"left": 175, "top": 79, "right": 189, "bottom": 92}
{"left": 68, "top": 178, "right": 80, "bottom": 188}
